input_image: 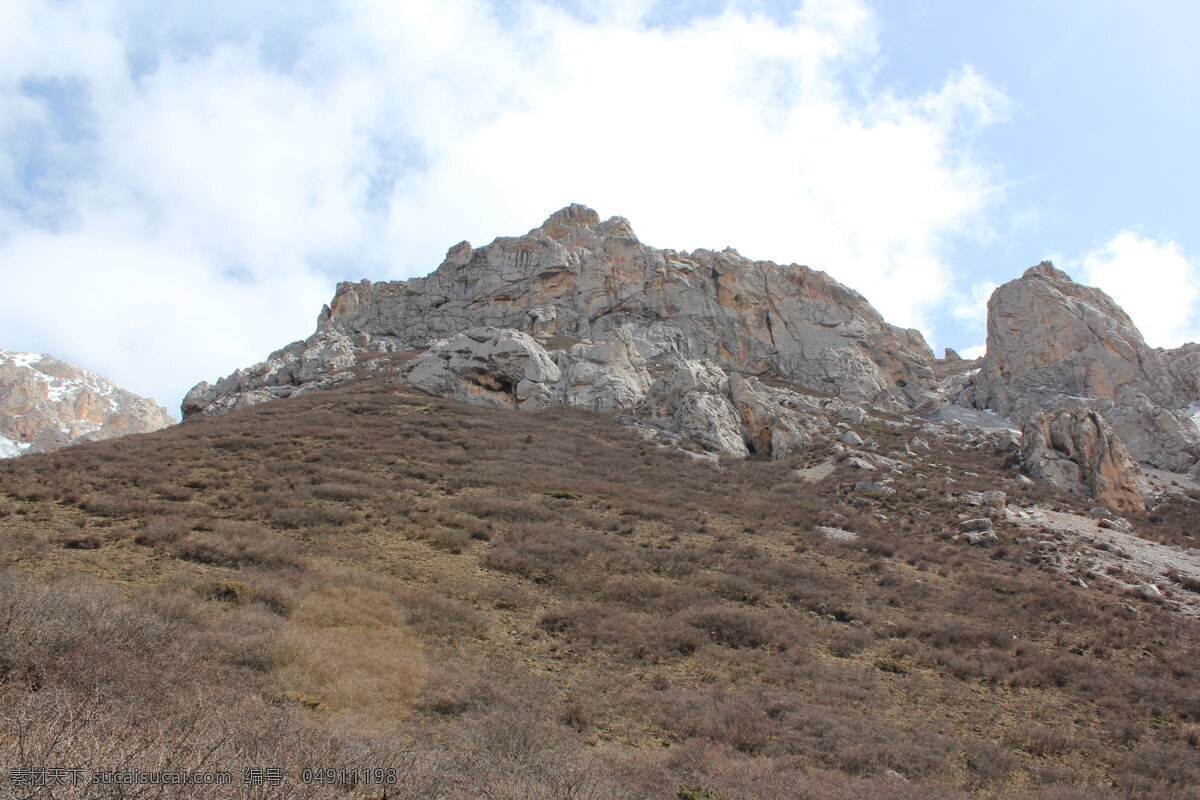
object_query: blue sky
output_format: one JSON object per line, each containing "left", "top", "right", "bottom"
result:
{"left": 1, "top": 0, "right": 1197, "bottom": 413}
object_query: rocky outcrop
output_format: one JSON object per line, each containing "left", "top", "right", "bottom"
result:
{"left": 186, "top": 204, "right": 934, "bottom": 420}
{"left": 395, "top": 327, "right": 823, "bottom": 459}
{"left": 961, "top": 263, "right": 1200, "bottom": 473}
{"left": 403, "top": 328, "right": 561, "bottom": 411}
{"left": 178, "top": 211, "right": 1199, "bottom": 490}
{"left": 182, "top": 329, "right": 385, "bottom": 418}
{"left": 636, "top": 360, "right": 748, "bottom": 458}
{"left": 1020, "top": 406, "right": 1145, "bottom": 513}
{"left": 0, "top": 350, "right": 174, "bottom": 457}
{"left": 555, "top": 329, "right": 651, "bottom": 414}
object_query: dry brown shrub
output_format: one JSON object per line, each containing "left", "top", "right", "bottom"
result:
{"left": 170, "top": 520, "right": 302, "bottom": 568}
{"left": 684, "top": 605, "right": 776, "bottom": 650}
{"left": 540, "top": 603, "right": 703, "bottom": 661}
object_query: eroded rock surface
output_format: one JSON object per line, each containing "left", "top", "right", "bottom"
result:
{"left": 395, "top": 327, "right": 826, "bottom": 459}
{"left": 1019, "top": 405, "right": 1145, "bottom": 513}
{"left": 0, "top": 350, "right": 174, "bottom": 456}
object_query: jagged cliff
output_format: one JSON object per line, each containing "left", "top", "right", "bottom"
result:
{"left": 0, "top": 350, "right": 174, "bottom": 457}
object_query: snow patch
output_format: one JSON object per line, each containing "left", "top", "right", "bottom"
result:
{"left": 0, "top": 435, "right": 31, "bottom": 459}
{"left": 926, "top": 405, "right": 1019, "bottom": 433}
{"left": 0, "top": 349, "right": 42, "bottom": 369}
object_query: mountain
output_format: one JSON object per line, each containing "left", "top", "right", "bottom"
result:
{"left": 0, "top": 349, "right": 174, "bottom": 457}
{"left": 183, "top": 207, "right": 1199, "bottom": 511}
{"left": 4, "top": 207, "right": 1200, "bottom": 798}
{"left": 183, "top": 204, "right": 935, "bottom": 425}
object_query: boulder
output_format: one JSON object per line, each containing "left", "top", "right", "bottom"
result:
{"left": 1019, "top": 406, "right": 1145, "bottom": 513}
{"left": 1137, "top": 584, "right": 1163, "bottom": 600}
{"left": 981, "top": 490, "right": 1007, "bottom": 509}
{"left": 639, "top": 361, "right": 747, "bottom": 458}
{"left": 402, "top": 328, "right": 561, "bottom": 410}
{"left": 839, "top": 430, "right": 864, "bottom": 446}
{"left": 854, "top": 480, "right": 896, "bottom": 497}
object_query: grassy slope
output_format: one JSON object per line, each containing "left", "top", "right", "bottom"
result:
{"left": 0, "top": 376, "right": 1198, "bottom": 799}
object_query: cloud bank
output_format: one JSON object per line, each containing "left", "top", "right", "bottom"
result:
{"left": 1076, "top": 231, "right": 1200, "bottom": 349}
{"left": 0, "top": 0, "right": 1008, "bottom": 411}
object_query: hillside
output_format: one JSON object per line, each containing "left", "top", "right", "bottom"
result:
{"left": 2, "top": 368, "right": 1200, "bottom": 799}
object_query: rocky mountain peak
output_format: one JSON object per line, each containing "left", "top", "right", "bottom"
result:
{"left": 188, "top": 205, "right": 938, "bottom": 433}
{"left": 532, "top": 203, "right": 639, "bottom": 243}
{"left": 1021, "top": 260, "right": 1072, "bottom": 281}
{"left": 975, "top": 260, "right": 1150, "bottom": 412}
{"left": 537, "top": 202, "right": 595, "bottom": 236}
{"left": 0, "top": 349, "right": 174, "bottom": 457}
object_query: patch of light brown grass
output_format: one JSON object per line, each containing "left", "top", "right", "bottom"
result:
{"left": 273, "top": 583, "right": 427, "bottom": 735}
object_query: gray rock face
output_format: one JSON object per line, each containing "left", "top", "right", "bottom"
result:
{"left": 183, "top": 328, "right": 378, "bottom": 418}
{"left": 313, "top": 204, "right": 935, "bottom": 407}
{"left": 1019, "top": 405, "right": 1145, "bottom": 513}
{"left": 638, "top": 360, "right": 748, "bottom": 457}
{"left": 402, "top": 328, "right": 562, "bottom": 410}
{"left": 1, "top": 349, "right": 174, "bottom": 456}
{"left": 392, "top": 327, "right": 825, "bottom": 459}
{"left": 963, "top": 262, "right": 1200, "bottom": 473}
{"left": 727, "top": 373, "right": 813, "bottom": 459}
{"left": 556, "top": 329, "right": 650, "bottom": 413}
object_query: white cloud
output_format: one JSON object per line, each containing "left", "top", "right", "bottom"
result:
{"left": 952, "top": 279, "right": 998, "bottom": 326}
{"left": 0, "top": 0, "right": 1008, "bottom": 411}
{"left": 1077, "top": 231, "right": 1200, "bottom": 348}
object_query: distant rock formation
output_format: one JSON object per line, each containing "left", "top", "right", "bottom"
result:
{"left": 0, "top": 350, "right": 174, "bottom": 457}
{"left": 952, "top": 262, "right": 1200, "bottom": 506}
